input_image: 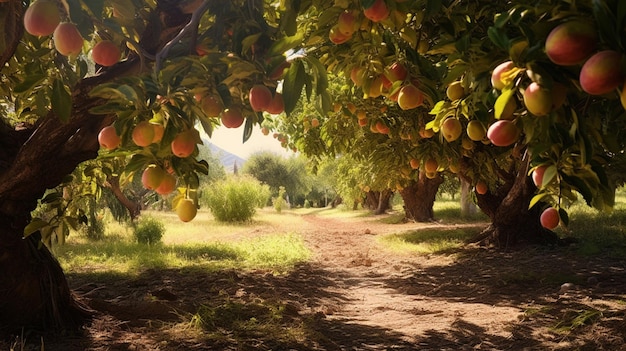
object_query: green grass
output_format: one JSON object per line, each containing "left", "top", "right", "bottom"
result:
{"left": 556, "top": 191, "right": 626, "bottom": 258}
{"left": 55, "top": 209, "right": 310, "bottom": 275}
{"left": 378, "top": 226, "right": 482, "bottom": 255}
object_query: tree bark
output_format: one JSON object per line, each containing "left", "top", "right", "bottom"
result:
{"left": 400, "top": 172, "right": 444, "bottom": 222}
{"left": 374, "top": 189, "right": 393, "bottom": 215}
{"left": 460, "top": 179, "right": 477, "bottom": 218}
{"left": 0, "top": 1, "right": 190, "bottom": 335}
{"left": 466, "top": 152, "right": 560, "bottom": 248}
{"left": 104, "top": 176, "right": 141, "bottom": 220}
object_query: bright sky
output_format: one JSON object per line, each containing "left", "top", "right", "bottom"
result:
{"left": 205, "top": 125, "right": 292, "bottom": 159}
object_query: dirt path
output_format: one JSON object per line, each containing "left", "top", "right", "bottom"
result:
{"left": 3, "top": 210, "right": 626, "bottom": 350}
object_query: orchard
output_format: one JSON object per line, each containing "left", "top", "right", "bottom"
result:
{"left": 0, "top": 0, "right": 625, "bottom": 337}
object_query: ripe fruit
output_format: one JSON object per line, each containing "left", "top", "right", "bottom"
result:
{"left": 338, "top": 11, "right": 358, "bottom": 36}
{"left": 524, "top": 82, "right": 553, "bottom": 116}
{"left": 221, "top": 108, "right": 245, "bottom": 128}
{"left": 329, "top": 25, "right": 351, "bottom": 44}
{"left": 491, "top": 61, "right": 515, "bottom": 90}
{"left": 53, "top": 22, "right": 84, "bottom": 57}
{"left": 265, "top": 93, "right": 285, "bottom": 114}
{"left": 466, "top": 120, "right": 486, "bottom": 141}
{"left": 487, "top": 120, "right": 520, "bottom": 147}
{"left": 201, "top": 95, "right": 224, "bottom": 117}
{"left": 311, "top": 117, "right": 320, "bottom": 128}
{"left": 141, "top": 165, "right": 165, "bottom": 190}
{"left": 155, "top": 173, "right": 177, "bottom": 195}
{"left": 397, "top": 84, "right": 424, "bottom": 110}
{"left": 92, "top": 40, "right": 121, "bottom": 67}
{"left": 375, "top": 121, "right": 389, "bottom": 134}
{"left": 532, "top": 165, "right": 549, "bottom": 187}
{"left": 540, "top": 207, "right": 560, "bottom": 230}
{"left": 580, "top": 50, "right": 626, "bottom": 95}
{"left": 171, "top": 130, "right": 197, "bottom": 157}
{"left": 446, "top": 81, "right": 465, "bottom": 100}
{"left": 248, "top": 85, "right": 272, "bottom": 112}
{"left": 385, "top": 62, "right": 408, "bottom": 83}
{"left": 475, "top": 181, "right": 488, "bottom": 195}
{"left": 441, "top": 117, "right": 462, "bottom": 142}
{"left": 410, "top": 158, "right": 420, "bottom": 169}
{"left": 363, "top": 0, "right": 389, "bottom": 23}
{"left": 261, "top": 126, "right": 270, "bottom": 135}
{"left": 620, "top": 84, "right": 626, "bottom": 110}
{"left": 358, "top": 118, "right": 368, "bottom": 127}
{"left": 350, "top": 67, "right": 365, "bottom": 87}
{"left": 23, "top": 0, "right": 61, "bottom": 36}
{"left": 367, "top": 76, "right": 384, "bottom": 98}
{"left": 176, "top": 198, "right": 198, "bottom": 222}
{"left": 151, "top": 124, "right": 164, "bottom": 143}
{"left": 424, "top": 158, "right": 438, "bottom": 173}
{"left": 545, "top": 21, "right": 597, "bottom": 66}
{"left": 98, "top": 125, "right": 121, "bottom": 150}
{"left": 132, "top": 121, "right": 155, "bottom": 147}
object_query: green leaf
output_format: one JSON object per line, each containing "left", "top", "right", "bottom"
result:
{"left": 24, "top": 218, "right": 50, "bottom": 238}
{"left": 283, "top": 60, "right": 306, "bottom": 115}
{"left": 541, "top": 165, "right": 557, "bottom": 188}
{"left": 268, "top": 33, "right": 303, "bottom": 56}
{"left": 52, "top": 79, "right": 72, "bottom": 122}
{"left": 529, "top": 193, "right": 548, "bottom": 209}
{"left": 558, "top": 208, "right": 569, "bottom": 227}
{"left": 242, "top": 115, "right": 254, "bottom": 143}
{"left": 81, "top": 0, "right": 104, "bottom": 17}
{"left": 424, "top": 0, "right": 443, "bottom": 19}
{"left": 14, "top": 74, "right": 47, "bottom": 94}
{"left": 494, "top": 88, "right": 514, "bottom": 119}
{"left": 487, "top": 26, "right": 509, "bottom": 51}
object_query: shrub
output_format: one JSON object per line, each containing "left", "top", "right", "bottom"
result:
{"left": 134, "top": 216, "right": 165, "bottom": 245}
{"left": 203, "top": 175, "right": 270, "bottom": 222}
{"left": 84, "top": 214, "right": 106, "bottom": 241}
{"left": 273, "top": 186, "right": 287, "bottom": 213}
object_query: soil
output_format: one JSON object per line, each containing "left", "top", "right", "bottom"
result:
{"left": 3, "top": 210, "right": 626, "bottom": 350}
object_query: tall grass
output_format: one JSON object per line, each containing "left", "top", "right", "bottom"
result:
{"left": 55, "top": 209, "right": 310, "bottom": 276}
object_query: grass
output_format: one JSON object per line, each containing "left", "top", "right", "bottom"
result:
{"left": 555, "top": 190, "right": 626, "bottom": 258}
{"left": 55, "top": 209, "right": 310, "bottom": 275}
{"left": 378, "top": 226, "right": 482, "bottom": 255}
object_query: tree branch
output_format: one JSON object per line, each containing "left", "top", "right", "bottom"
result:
{"left": 0, "top": 1, "right": 24, "bottom": 70}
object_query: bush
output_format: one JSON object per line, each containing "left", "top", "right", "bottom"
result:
{"left": 202, "top": 175, "right": 270, "bottom": 222}
{"left": 273, "top": 186, "right": 287, "bottom": 213}
{"left": 134, "top": 216, "right": 165, "bottom": 245}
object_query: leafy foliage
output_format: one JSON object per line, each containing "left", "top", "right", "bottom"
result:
{"left": 202, "top": 175, "right": 270, "bottom": 222}
{"left": 133, "top": 216, "right": 165, "bottom": 245}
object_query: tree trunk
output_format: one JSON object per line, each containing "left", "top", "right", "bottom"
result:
{"left": 0, "top": 1, "right": 189, "bottom": 335}
{"left": 364, "top": 191, "right": 379, "bottom": 210}
{"left": 105, "top": 176, "right": 141, "bottom": 220}
{"left": 400, "top": 172, "right": 444, "bottom": 222}
{"left": 468, "top": 153, "right": 559, "bottom": 248}
{"left": 374, "top": 189, "right": 393, "bottom": 215}
{"left": 460, "top": 179, "right": 477, "bottom": 218}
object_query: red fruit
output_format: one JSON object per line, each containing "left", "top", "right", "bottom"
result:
{"left": 540, "top": 207, "right": 560, "bottom": 230}
{"left": 201, "top": 95, "right": 224, "bottom": 117}
{"left": 171, "top": 130, "right": 197, "bottom": 158}
{"left": 441, "top": 117, "right": 463, "bottom": 142}
{"left": 151, "top": 124, "right": 165, "bottom": 143}
{"left": 98, "top": 125, "right": 121, "bottom": 150}
{"left": 363, "top": 0, "right": 389, "bottom": 23}
{"left": 532, "top": 165, "right": 548, "bottom": 187}
{"left": 524, "top": 82, "right": 553, "bottom": 116}
{"left": 375, "top": 121, "right": 389, "bottom": 134}
{"left": 23, "top": 0, "right": 61, "bottom": 36}
{"left": 221, "top": 108, "right": 245, "bottom": 128}
{"left": 491, "top": 61, "right": 515, "bottom": 90}
{"left": 350, "top": 67, "right": 365, "bottom": 87}
{"left": 487, "top": 120, "right": 520, "bottom": 147}
{"left": 141, "top": 165, "right": 165, "bottom": 190}
{"left": 385, "top": 62, "right": 408, "bottom": 83}
{"left": 338, "top": 11, "right": 357, "bottom": 36}
{"left": 545, "top": 21, "right": 597, "bottom": 66}
{"left": 329, "top": 25, "right": 351, "bottom": 44}
{"left": 580, "top": 50, "right": 626, "bottom": 95}
{"left": 397, "top": 84, "right": 424, "bottom": 110}
{"left": 92, "top": 40, "right": 121, "bottom": 67}
{"left": 424, "top": 158, "right": 438, "bottom": 173}
{"left": 53, "top": 22, "right": 84, "bottom": 56}
{"left": 248, "top": 85, "right": 272, "bottom": 112}
{"left": 475, "top": 181, "right": 488, "bottom": 195}
{"left": 265, "top": 93, "right": 285, "bottom": 115}
{"left": 358, "top": 118, "right": 368, "bottom": 127}
{"left": 409, "top": 158, "right": 420, "bottom": 170}
{"left": 155, "top": 173, "right": 177, "bottom": 195}
{"left": 132, "top": 121, "right": 155, "bottom": 147}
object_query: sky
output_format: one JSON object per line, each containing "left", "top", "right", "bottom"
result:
{"left": 205, "top": 125, "right": 292, "bottom": 159}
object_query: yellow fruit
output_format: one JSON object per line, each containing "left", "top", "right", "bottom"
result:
{"left": 176, "top": 198, "right": 197, "bottom": 222}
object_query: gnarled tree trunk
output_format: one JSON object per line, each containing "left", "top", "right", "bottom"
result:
{"left": 400, "top": 172, "right": 443, "bottom": 222}
{"left": 466, "top": 152, "right": 559, "bottom": 248}
{"left": 0, "top": 0, "right": 190, "bottom": 335}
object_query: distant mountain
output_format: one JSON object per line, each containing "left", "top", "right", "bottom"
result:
{"left": 206, "top": 141, "right": 246, "bottom": 173}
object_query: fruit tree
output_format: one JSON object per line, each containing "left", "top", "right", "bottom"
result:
{"left": 1, "top": 0, "right": 626, "bottom": 336}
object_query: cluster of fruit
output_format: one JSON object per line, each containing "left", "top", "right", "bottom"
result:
{"left": 24, "top": 0, "right": 121, "bottom": 66}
